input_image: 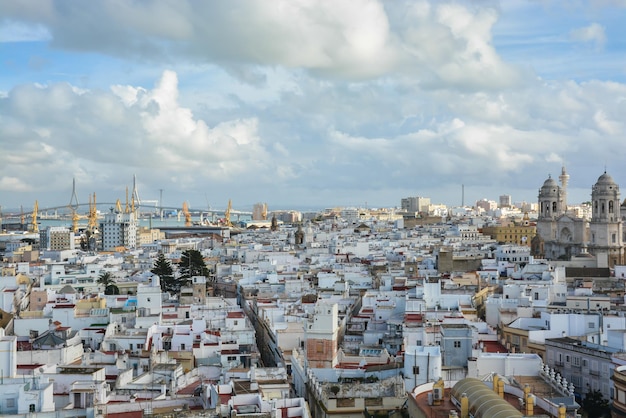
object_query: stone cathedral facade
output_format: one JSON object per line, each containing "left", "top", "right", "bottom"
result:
{"left": 531, "top": 168, "right": 624, "bottom": 267}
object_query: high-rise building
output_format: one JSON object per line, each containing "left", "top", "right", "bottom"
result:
{"left": 100, "top": 208, "right": 138, "bottom": 250}
{"left": 39, "top": 226, "right": 75, "bottom": 251}
{"left": 252, "top": 202, "right": 268, "bottom": 221}
{"left": 401, "top": 196, "right": 430, "bottom": 214}
{"left": 475, "top": 199, "right": 497, "bottom": 212}
{"left": 499, "top": 194, "right": 512, "bottom": 208}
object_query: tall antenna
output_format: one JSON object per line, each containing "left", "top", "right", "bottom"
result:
{"left": 462, "top": 184, "right": 465, "bottom": 207}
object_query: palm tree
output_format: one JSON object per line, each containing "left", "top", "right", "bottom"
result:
{"left": 97, "top": 271, "right": 113, "bottom": 288}
{"left": 97, "top": 271, "right": 119, "bottom": 295}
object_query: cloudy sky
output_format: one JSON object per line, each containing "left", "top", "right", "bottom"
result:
{"left": 2, "top": 1, "right": 626, "bottom": 213}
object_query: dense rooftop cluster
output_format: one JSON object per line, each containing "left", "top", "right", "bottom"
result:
{"left": 0, "top": 172, "right": 626, "bottom": 417}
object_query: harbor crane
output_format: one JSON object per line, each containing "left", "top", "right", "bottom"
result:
{"left": 182, "top": 202, "right": 192, "bottom": 227}
{"left": 31, "top": 200, "right": 39, "bottom": 233}
{"left": 223, "top": 199, "right": 233, "bottom": 227}
{"left": 88, "top": 193, "right": 98, "bottom": 232}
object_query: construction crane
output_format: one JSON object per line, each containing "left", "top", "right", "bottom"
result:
{"left": 31, "top": 200, "right": 39, "bottom": 233}
{"left": 182, "top": 202, "right": 192, "bottom": 227}
{"left": 115, "top": 199, "right": 123, "bottom": 213}
{"left": 223, "top": 199, "right": 233, "bottom": 227}
{"left": 124, "top": 187, "right": 130, "bottom": 214}
{"left": 88, "top": 192, "right": 98, "bottom": 232}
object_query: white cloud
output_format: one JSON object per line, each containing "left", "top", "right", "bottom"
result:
{"left": 569, "top": 22, "right": 606, "bottom": 50}
{"left": 0, "top": 20, "right": 51, "bottom": 42}
{"left": 0, "top": 1, "right": 523, "bottom": 89}
{"left": 1, "top": 2, "right": 626, "bottom": 209}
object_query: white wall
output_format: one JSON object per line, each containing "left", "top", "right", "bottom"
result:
{"left": 468, "top": 353, "right": 542, "bottom": 378}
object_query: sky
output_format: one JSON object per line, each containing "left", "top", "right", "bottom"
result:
{"left": 2, "top": 0, "right": 626, "bottom": 214}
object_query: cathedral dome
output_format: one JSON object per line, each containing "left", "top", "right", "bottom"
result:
{"left": 540, "top": 176, "right": 559, "bottom": 196}
{"left": 542, "top": 177, "right": 558, "bottom": 188}
{"left": 595, "top": 171, "right": 617, "bottom": 186}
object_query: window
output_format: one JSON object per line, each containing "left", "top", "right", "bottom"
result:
{"left": 573, "top": 357, "right": 580, "bottom": 366}
{"left": 566, "top": 355, "right": 570, "bottom": 362}
{"left": 227, "top": 356, "right": 237, "bottom": 361}
{"left": 413, "top": 366, "right": 420, "bottom": 374}
{"left": 7, "top": 399, "right": 15, "bottom": 408}
{"left": 589, "top": 322, "right": 596, "bottom": 329}
{"left": 180, "top": 343, "right": 185, "bottom": 350}
{"left": 454, "top": 341, "right": 461, "bottom": 348}
{"left": 29, "top": 404, "right": 36, "bottom": 412}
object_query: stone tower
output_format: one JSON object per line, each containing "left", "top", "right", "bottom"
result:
{"left": 536, "top": 175, "right": 564, "bottom": 242}
{"left": 589, "top": 171, "right": 623, "bottom": 267}
{"left": 559, "top": 166, "right": 570, "bottom": 211}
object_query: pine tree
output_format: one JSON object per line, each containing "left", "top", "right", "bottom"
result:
{"left": 178, "top": 249, "right": 209, "bottom": 280}
{"left": 151, "top": 253, "right": 179, "bottom": 294}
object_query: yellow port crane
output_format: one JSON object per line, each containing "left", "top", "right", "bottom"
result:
{"left": 88, "top": 193, "right": 98, "bottom": 232}
{"left": 31, "top": 200, "right": 39, "bottom": 233}
{"left": 182, "top": 202, "right": 192, "bottom": 227}
{"left": 124, "top": 187, "right": 130, "bottom": 214}
{"left": 223, "top": 199, "right": 233, "bottom": 227}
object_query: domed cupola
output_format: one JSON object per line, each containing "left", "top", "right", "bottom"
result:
{"left": 591, "top": 171, "right": 620, "bottom": 222}
{"left": 595, "top": 172, "right": 617, "bottom": 187}
{"left": 538, "top": 175, "right": 563, "bottom": 220}
{"left": 540, "top": 176, "right": 559, "bottom": 196}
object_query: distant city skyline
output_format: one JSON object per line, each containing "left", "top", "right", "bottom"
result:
{"left": 2, "top": 1, "right": 626, "bottom": 210}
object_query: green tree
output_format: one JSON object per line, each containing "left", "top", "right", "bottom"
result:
{"left": 178, "top": 249, "right": 209, "bottom": 280}
{"left": 581, "top": 389, "right": 610, "bottom": 418}
{"left": 151, "top": 253, "right": 180, "bottom": 294}
{"left": 104, "top": 284, "right": 120, "bottom": 295}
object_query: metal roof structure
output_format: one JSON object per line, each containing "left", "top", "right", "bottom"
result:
{"left": 451, "top": 378, "right": 522, "bottom": 418}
